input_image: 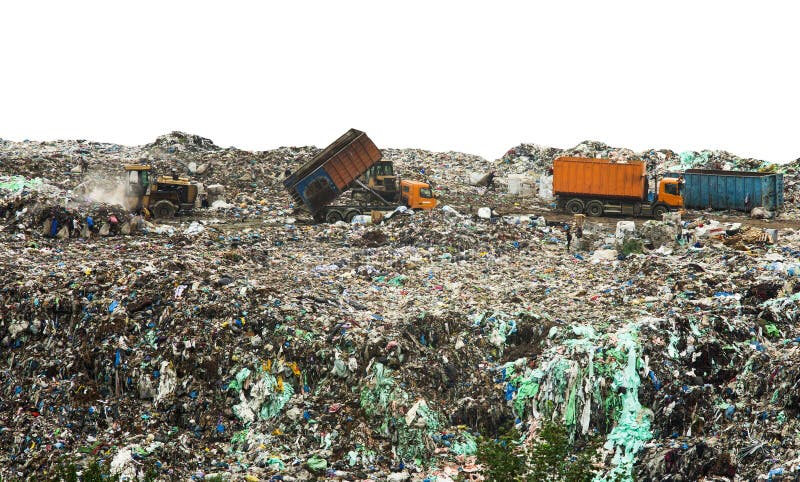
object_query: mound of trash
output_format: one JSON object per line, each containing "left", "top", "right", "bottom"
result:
{"left": 3, "top": 134, "right": 800, "bottom": 481}
{"left": 145, "top": 131, "right": 221, "bottom": 153}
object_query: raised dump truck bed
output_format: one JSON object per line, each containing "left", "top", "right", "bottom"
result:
{"left": 283, "top": 129, "right": 382, "bottom": 216}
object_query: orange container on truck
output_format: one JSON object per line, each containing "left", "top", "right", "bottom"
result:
{"left": 553, "top": 156, "right": 683, "bottom": 218}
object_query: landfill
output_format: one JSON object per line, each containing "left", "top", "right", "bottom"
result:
{"left": 4, "top": 133, "right": 800, "bottom": 481}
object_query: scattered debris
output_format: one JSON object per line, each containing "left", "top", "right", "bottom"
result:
{"left": 2, "top": 133, "right": 800, "bottom": 481}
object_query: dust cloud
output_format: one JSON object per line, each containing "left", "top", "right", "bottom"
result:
{"left": 75, "top": 174, "right": 132, "bottom": 209}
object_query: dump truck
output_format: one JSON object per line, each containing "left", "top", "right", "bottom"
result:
{"left": 553, "top": 156, "right": 682, "bottom": 217}
{"left": 680, "top": 169, "right": 783, "bottom": 212}
{"left": 124, "top": 164, "right": 199, "bottom": 218}
{"left": 283, "top": 129, "right": 437, "bottom": 223}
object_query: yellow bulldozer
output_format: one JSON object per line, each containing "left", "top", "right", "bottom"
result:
{"left": 124, "top": 164, "right": 198, "bottom": 218}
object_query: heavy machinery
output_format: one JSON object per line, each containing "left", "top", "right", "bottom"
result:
{"left": 553, "top": 157, "right": 785, "bottom": 218}
{"left": 123, "top": 164, "right": 198, "bottom": 218}
{"left": 553, "top": 157, "right": 682, "bottom": 218}
{"left": 283, "top": 129, "right": 437, "bottom": 223}
{"left": 352, "top": 160, "right": 399, "bottom": 203}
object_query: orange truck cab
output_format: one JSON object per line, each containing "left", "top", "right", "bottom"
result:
{"left": 657, "top": 177, "right": 684, "bottom": 209}
{"left": 400, "top": 179, "right": 437, "bottom": 210}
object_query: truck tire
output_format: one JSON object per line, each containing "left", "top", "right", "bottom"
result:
{"left": 586, "top": 200, "right": 604, "bottom": 217}
{"left": 565, "top": 198, "right": 584, "bottom": 214}
{"left": 325, "top": 210, "right": 343, "bottom": 223}
{"left": 344, "top": 209, "right": 361, "bottom": 223}
{"left": 652, "top": 205, "right": 668, "bottom": 218}
{"left": 152, "top": 200, "right": 176, "bottom": 219}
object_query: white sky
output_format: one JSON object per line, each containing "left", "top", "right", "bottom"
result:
{"left": 1, "top": 1, "right": 798, "bottom": 162}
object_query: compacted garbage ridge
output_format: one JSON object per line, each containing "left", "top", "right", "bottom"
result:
{"left": 3, "top": 132, "right": 800, "bottom": 481}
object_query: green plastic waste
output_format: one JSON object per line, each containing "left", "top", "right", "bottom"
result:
{"left": 230, "top": 368, "right": 294, "bottom": 422}
{"left": 347, "top": 450, "right": 359, "bottom": 466}
{"left": 306, "top": 455, "right": 327, "bottom": 472}
{"left": 230, "top": 430, "right": 249, "bottom": 445}
{"left": 679, "top": 151, "right": 710, "bottom": 168}
{"left": 0, "top": 175, "right": 43, "bottom": 192}
{"left": 360, "top": 363, "right": 444, "bottom": 461}
{"left": 451, "top": 432, "right": 477, "bottom": 455}
{"left": 513, "top": 370, "right": 542, "bottom": 415}
{"left": 667, "top": 332, "right": 680, "bottom": 359}
{"left": 596, "top": 329, "right": 652, "bottom": 482}
{"left": 258, "top": 377, "right": 293, "bottom": 420}
{"left": 765, "top": 324, "right": 780, "bottom": 338}
{"left": 472, "top": 311, "right": 518, "bottom": 349}
{"left": 387, "top": 275, "right": 406, "bottom": 286}
{"left": 228, "top": 367, "right": 251, "bottom": 392}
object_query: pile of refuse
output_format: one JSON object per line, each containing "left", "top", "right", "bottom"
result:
{"left": 0, "top": 132, "right": 318, "bottom": 198}
{"left": 498, "top": 140, "right": 775, "bottom": 177}
{"left": 495, "top": 140, "right": 800, "bottom": 219}
{"left": 4, "top": 133, "right": 800, "bottom": 219}
{"left": 4, "top": 133, "right": 800, "bottom": 481}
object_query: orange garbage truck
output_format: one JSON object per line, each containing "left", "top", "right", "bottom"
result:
{"left": 553, "top": 156, "right": 683, "bottom": 218}
{"left": 283, "top": 129, "right": 437, "bottom": 223}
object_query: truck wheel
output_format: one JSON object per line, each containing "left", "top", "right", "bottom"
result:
{"left": 152, "top": 201, "right": 176, "bottom": 219}
{"left": 652, "top": 205, "right": 668, "bottom": 218}
{"left": 586, "top": 200, "right": 604, "bottom": 217}
{"left": 565, "top": 198, "right": 584, "bottom": 214}
{"left": 344, "top": 209, "right": 361, "bottom": 223}
{"left": 325, "top": 210, "right": 343, "bottom": 223}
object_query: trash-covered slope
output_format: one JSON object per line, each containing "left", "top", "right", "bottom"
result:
{"left": 3, "top": 133, "right": 800, "bottom": 481}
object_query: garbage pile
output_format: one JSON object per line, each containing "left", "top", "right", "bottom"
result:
{"left": 4, "top": 133, "right": 800, "bottom": 481}
{"left": 0, "top": 132, "right": 318, "bottom": 197}
{"left": 0, "top": 175, "right": 137, "bottom": 240}
{"left": 4, "top": 133, "right": 799, "bottom": 219}
{"left": 498, "top": 141, "right": 774, "bottom": 177}
{"left": 497, "top": 140, "right": 800, "bottom": 217}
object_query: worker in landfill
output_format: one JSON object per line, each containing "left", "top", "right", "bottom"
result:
{"left": 485, "top": 171, "right": 496, "bottom": 191}
{"left": 564, "top": 223, "right": 572, "bottom": 251}
{"left": 6, "top": 199, "right": 17, "bottom": 219}
{"left": 71, "top": 217, "right": 81, "bottom": 238}
{"left": 129, "top": 213, "right": 142, "bottom": 234}
{"left": 109, "top": 214, "right": 119, "bottom": 235}
{"left": 86, "top": 215, "right": 96, "bottom": 236}
{"left": 573, "top": 214, "right": 584, "bottom": 248}
{"left": 201, "top": 193, "right": 209, "bottom": 209}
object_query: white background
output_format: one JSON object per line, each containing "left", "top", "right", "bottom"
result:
{"left": 1, "top": 1, "right": 798, "bottom": 161}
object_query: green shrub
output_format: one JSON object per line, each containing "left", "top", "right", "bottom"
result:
{"left": 477, "top": 426, "right": 526, "bottom": 482}
{"left": 477, "top": 422, "right": 600, "bottom": 482}
{"left": 619, "top": 238, "right": 643, "bottom": 256}
{"left": 526, "top": 423, "right": 596, "bottom": 482}
{"left": 35, "top": 457, "right": 121, "bottom": 482}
